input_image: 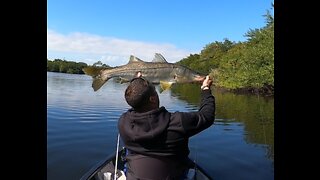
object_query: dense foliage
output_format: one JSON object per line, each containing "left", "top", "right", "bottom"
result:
{"left": 178, "top": 39, "right": 236, "bottom": 75}
{"left": 177, "top": 5, "right": 274, "bottom": 95}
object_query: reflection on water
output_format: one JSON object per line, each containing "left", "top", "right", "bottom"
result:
{"left": 47, "top": 72, "right": 274, "bottom": 180}
{"left": 171, "top": 84, "right": 274, "bottom": 163}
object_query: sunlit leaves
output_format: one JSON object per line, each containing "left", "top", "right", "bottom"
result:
{"left": 177, "top": 5, "right": 274, "bottom": 95}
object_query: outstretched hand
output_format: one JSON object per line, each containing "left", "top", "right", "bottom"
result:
{"left": 201, "top": 75, "right": 213, "bottom": 89}
{"left": 136, "top": 71, "right": 142, "bottom": 78}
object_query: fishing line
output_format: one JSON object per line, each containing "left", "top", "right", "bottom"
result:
{"left": 114, "top": 133, "right": 120, "bottom": 180}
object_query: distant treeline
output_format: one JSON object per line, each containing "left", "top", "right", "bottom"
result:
{"left": 47, "top": 59, "right": 111, "bottom": 74}
{"left": 177, "top": 5, "right": 274, "bottom": 95}
{"left": 47, "top": 59, "right": 88, "bottom": 74}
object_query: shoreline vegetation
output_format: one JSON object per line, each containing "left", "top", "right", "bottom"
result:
{"left": 47, "top": 5, "right": 273, "bottom": 96}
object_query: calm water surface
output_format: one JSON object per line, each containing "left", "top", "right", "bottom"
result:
{"left": 47, "top": 72, "right": 274, "bottom": 180}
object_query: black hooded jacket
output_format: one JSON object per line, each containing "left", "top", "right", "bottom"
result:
{"left": 118, "top": 89, "right": 215, "bottom": 179}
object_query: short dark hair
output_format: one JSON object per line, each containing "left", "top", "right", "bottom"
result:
{"left": 125, "top": 78, "right": 156, "bottom": 109}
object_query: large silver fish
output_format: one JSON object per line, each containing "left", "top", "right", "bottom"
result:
{"left": 83, "top": 53, "right": 205, "bottom": 91}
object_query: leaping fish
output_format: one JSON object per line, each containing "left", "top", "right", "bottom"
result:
{"left": 83, "top": 53, "right": 205, "bottom": 91}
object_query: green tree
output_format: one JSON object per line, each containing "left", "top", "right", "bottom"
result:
{"left": 214, "top": 5, "right": 274, "bottom": 94}
{"left": 200, "top": 38, "right": 236, "bottom": 73}
{"left": 177, "top": 39, "right": 236, "bottom": 75}
{"left": 177, "top": 54, "right": 201, "bottom": 73}
{"left": 47, "top": 59, "right": 89, "bottom": 74}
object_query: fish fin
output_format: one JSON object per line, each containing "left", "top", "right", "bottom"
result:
{"left": 82, "top": 67, "right": 105, "bottom": 77}
{"left": 128, "top": 55, "right": 144, "bottom": 64}
{"left": 113, "top": 77, "right": 130, "bottom": 84}
{"left": 152, "top": 53, "right": 168, "bottom": 63}
{"left": 92, "top": 77, "right": 109, "bottom": 91}
{"left": 119, "top": 77, "right": 130, "bottom": 84}
{"left": 160, "top": 81, "right": 174, "bottom": 92}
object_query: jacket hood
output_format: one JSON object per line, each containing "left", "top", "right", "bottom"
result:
{"left": 119, "top": 106, "right": 170, "bottom": 143}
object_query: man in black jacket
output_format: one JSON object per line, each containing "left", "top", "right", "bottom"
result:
{"left": 118, "top": 74, "right": 215, "bottom": 180}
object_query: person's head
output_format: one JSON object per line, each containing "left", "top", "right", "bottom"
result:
{"left": 125, "top": 77, "right": 159, "bottom": 112}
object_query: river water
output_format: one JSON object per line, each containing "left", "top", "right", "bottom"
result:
{"left": 47, "top": 72, "right": 274, "bottom": 180}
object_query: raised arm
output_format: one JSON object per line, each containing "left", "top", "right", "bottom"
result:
{"left": 180, "top": 75, "right": 215, "bottom": 136}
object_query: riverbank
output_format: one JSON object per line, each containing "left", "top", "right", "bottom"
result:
{"left": 213, "top": 85, "right": 274, "bottom": 97}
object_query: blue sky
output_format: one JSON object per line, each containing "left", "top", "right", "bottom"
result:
{"left": 47, "top": 0, "right": 273, "bottom": 67}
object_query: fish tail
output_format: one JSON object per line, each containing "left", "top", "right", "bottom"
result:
{"left": 82, "top": 66, "right": 111, "bottom": 91}
{"left": 92, "top": 77, "right": 110, "bottom": 91}
{"left": 82, "top": 67, "right": 103, "bottom": 77}
{"left": 160, "top": 81, "right": 174, "bottom": 92}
